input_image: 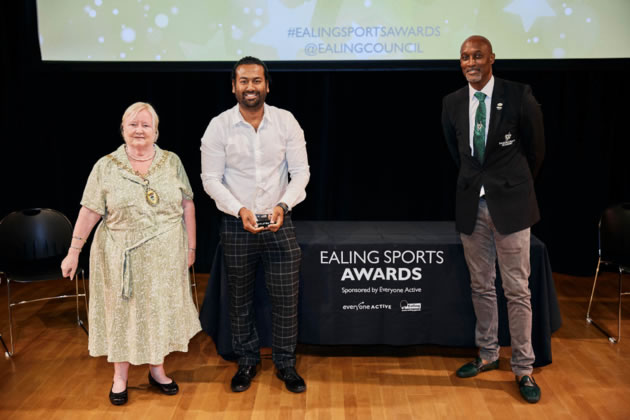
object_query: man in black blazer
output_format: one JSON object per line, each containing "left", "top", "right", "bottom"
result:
{"left": 441, "top": 35, "right": 545, "bottom": 404}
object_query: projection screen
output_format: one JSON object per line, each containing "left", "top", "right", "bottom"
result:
{"left": 36, "top": 0, "right": 630, "bottom": 62}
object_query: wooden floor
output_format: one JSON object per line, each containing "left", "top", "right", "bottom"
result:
{"left": 1, "top": 271, "right": 629, "bottom": 419}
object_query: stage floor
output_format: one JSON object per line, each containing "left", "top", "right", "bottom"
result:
{"left": 0, "top": 272, "right": 629, "bottom": 419}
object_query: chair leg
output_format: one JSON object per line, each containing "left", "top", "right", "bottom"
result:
{"left": 76, "top": 270, "right": 88, "bottom": 335}
{"left": 586, "top": 258, "right": 602, "bottom": 321}
{"left": 4, "top": 272, "right": 91, "bottom": 354}
{"left": 0, "top": 333, "right": 10, "bottom": 358}
{"left": 586, "top": 259, "right": 621, "bottom": 343}
{"left": 191, "top": 266, "right": 200, "bottom": 313}
{"left": 617, "top": 268, "right": 623, "bottom": 343}
{"left": 82, "top": 270, "right": 89, "bottom": 317}
{"left": 74, "top": 272, "right": 80, "bottom": 325}
{"left": 7, "top": 279, "right": 14, "bottom": 356}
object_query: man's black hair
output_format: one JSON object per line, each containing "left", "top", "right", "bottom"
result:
{"left": 231, "top": 56, "right": 271, "bottom": 84}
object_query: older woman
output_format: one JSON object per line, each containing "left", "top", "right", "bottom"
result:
{"left": 61, "top": 102, "right": 201, "bottom": 405}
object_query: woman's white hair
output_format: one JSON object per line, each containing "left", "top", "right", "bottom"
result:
{"left": 121, "top": 102, "right": 160, "bottom": 141}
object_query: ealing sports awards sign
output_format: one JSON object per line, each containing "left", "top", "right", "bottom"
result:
{"left": 317, "top": 248, "right": 445, "bottom": 313}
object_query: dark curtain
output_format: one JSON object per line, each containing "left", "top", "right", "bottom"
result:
{"left": 2, "top": 1, "right": 629, "bottom": 274}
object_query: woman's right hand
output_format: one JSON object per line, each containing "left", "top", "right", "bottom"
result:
{"left": 61, "top": 251, "right": 80, "bottom": 279}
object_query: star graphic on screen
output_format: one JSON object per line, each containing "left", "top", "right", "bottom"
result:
{"left": 249, "top": 0, "right": 317, "bottom": 60}
{"left": 503, "top": 0, "right": 556, "bottom": 32}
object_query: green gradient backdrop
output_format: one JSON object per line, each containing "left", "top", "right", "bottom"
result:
{"left": 37, "top": 0, "right": 630, "bottom": 61}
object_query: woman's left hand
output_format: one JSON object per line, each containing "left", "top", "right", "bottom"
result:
{"left": 188, "top": 248, "right": 195, "bottom": 267}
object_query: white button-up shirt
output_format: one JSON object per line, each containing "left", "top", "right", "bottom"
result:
{"left": 201, "top": 103, "right": 310, "bottom": 217}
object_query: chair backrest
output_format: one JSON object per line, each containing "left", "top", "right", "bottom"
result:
{"left": 0, "top": 208, "right": 73, "bottom": 277}
{"left": 599, "top": 203, "right": 630, "bottom": 267}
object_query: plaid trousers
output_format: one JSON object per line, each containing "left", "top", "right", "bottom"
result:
{"left": 220, "top": 214, "right": 302, "bottom": 368}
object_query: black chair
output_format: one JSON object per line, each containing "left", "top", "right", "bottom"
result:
{"left": 586, "top": 203, "right": 630, "bottom": 343}
{"left": 0, "top": 208, "right": 88, "bottom": 356}
{"left": 0, "top": 278, "right": 9, "bottom": 357}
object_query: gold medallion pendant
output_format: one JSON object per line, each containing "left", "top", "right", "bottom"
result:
{"left": 146, "top": 188, "right": 159, "bottom": 206}
{"left": 106, "top": 148, "right": 169, "bottom": 208}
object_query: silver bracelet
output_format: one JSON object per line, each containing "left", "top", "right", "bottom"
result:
{"left": 69, "top": 246, "right": 82, "bottom": 252}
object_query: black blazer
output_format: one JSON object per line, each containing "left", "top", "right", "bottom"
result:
{"left": 441, "top": 77, "right": 545, "bottom": 235}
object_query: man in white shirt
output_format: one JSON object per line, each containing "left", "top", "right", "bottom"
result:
{"left": 201, "top": 56, "right": 310, "bottom": 394}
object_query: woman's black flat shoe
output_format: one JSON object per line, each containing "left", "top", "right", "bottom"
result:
{"left": 148, "top": 372, "right": 179, "bottom": 395}
{"left": 109, "top": 382, "right": 128, "bottom": 405}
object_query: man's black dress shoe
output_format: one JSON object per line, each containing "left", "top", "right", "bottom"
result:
{"left": 231, "top": 365, "right": 257, "bottom": 392}
{"left": 148, "top": 372, "right": 179, "bottom": 395}
{"left": 276, "top": 367, "right": 306, "bottom": 393}
{"left": 456, "top": 357, "right": 499, "bottom": 378}
{"left": 517, "top": 375, "right": 541, "bottom": 403}
{"left": 109, "top": 382, "right": 128, "bottom": 406}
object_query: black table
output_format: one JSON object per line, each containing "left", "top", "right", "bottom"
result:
{"left": 200, "top": 221, "right": 562, "bottom": 367}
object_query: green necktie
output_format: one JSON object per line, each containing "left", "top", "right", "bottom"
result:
{"left": 473, "top": 91, "right": 487, "bottom": 163}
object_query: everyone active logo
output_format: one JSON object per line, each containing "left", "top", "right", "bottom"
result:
{"left": 342, "top": 302, "right": 392, "bottom": 311}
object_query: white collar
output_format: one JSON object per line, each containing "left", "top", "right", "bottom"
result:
{"left": 231, "top": 102, "right": 269, "bottom": 127}
{"left": 468, "top": 76, "right": 495, "bottom": 101}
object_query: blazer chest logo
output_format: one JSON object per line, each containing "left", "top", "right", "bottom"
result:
{"left": 499, "top": 132, "right": 516, "bottom": 147}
